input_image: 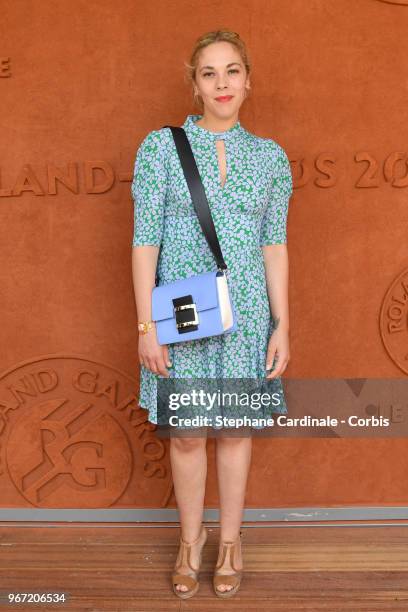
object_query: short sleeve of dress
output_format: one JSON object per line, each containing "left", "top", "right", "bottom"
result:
{"left": 131, "top": 129, "right": 168, "bottom": 247}
{"left": 259, "top": 143, "right": 293, "bottom": 246}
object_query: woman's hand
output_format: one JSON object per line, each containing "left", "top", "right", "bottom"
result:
{"left": 138, "top": 326, "right": 172, "bottom": 377}
{"left": 265, "top": 325, "right": 290, "bottom": 379}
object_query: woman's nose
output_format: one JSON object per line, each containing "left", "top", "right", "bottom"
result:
{"left": 216, "top": 77, "right": 228, "bottom": 89}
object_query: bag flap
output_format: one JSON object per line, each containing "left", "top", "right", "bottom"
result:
{"left": 152, "top": 270, "right": 219, "bottom": 321}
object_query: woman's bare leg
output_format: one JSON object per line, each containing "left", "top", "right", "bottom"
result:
{"left": 170, "top": 432, "right": 208, "bottom": 592}
{"left": 215, "top": 433, "right": 252, "bottom": 592}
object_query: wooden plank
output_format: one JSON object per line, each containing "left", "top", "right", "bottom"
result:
{"left": 0, "top": 525, "right": 407, "bottom": 610}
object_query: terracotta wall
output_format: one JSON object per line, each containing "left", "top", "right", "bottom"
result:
{"left": 1, "top": 0, "right": 408, "bottom": 511}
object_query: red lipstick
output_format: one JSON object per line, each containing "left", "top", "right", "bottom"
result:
{"left": 215, "top": 96, "right": 233, "bottom": 103}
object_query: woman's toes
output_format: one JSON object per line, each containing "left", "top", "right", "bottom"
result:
{"left": 217, "top": 584, "right": 232, "bottom": 592}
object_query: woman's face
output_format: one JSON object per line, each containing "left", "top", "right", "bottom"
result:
{"left": 193, "top": 41, "right": 250, "bottom": 119}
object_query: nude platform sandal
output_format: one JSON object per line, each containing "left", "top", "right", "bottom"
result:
{"left": 213, "top": 530, "right": 244, "bottom": 598}
{"left": 171, "top": 524, "right": 207, "bottom": 599}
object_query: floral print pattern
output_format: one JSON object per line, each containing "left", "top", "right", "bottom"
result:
{"left": 131, "top": 114, "right": 293, "bottom": 425}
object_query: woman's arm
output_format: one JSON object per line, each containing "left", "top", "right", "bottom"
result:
{"left": 262, "top": 243, "right": 289, "bottom": 333}
{"left": 260, "top": 142, "right": 293, "bottom": 379}
{"left": 131, "top": 245, "right": 159, "bottom": 321}
{"left": 262, "top": 243, "right": 290, "bottom": 380}
{"left": 132, "top": 245, "right": 171, "bottom": 377}
{"left": 131, "top": 129, "right": 170, "bottom": 377}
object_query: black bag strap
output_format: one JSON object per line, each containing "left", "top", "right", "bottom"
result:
{"left": 158, "top": 125, "right": 228, "bottom": 278}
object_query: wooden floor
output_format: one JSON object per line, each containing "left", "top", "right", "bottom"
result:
{"left": 1, "top": 522, "right": 408, "bottom": 611}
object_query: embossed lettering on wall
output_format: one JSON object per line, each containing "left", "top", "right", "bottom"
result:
{"left": 0, "top": 356, "right": 173, "bottom": 508}
{"left": 380, "top": 269, "right": 408, "bottom": 375}
{"left": 0, "top": 57, "right": 11, "bottom": 77}
{"left": 1, "top": 153, "right": 408, "bottom": 196}
{"left": 0, "top": 163, "right": 128, "bottom": 197}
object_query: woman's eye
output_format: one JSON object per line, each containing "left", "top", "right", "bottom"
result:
{"left": 202, "top": 69, "right": 239, "bottom": 77}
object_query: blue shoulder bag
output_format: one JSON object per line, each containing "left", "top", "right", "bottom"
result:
{"left": 151, "top": 125, "right": 238, "bottom": 346}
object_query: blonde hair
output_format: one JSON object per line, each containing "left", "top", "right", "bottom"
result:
{"left": 184, "top": 29, "right": 251, "bottom": 112}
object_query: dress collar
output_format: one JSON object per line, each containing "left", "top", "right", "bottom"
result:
{"left": 182, "top": 113, "right": 243, "bottom": 143}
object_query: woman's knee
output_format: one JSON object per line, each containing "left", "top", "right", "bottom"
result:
{"left": 170, "top": 435, "right": 207, "bottom": 452}
{"left": 216, "top": 430, "right": 253, "bottom": 445}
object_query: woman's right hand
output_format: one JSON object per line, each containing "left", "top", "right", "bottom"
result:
{"left": 138, "top": 326, "right": 171, "bottom": 377}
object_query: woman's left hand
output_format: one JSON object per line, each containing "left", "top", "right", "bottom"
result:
{"left": 265, "top": 327, "right": 290, "bottom": 379}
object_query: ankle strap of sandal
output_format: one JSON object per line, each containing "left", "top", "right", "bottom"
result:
{"left": 180, "top": 524, "right": 206, "bottom": 546}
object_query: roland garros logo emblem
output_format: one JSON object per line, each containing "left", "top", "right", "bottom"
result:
{"left": 0, "top": 355, "right": 173, "bottom": 508}
{"left": 380, "top": 269, "right": 408, "bottom": 375}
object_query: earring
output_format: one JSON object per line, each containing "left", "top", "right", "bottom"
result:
{"left": 193, "top": 90, "right": 202, "bottom": 109}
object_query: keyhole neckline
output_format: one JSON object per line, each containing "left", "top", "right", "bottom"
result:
{"left": 184, "top": 114, "right": 243, "bottom": 143}
{"left": 182, "top": 114, "right": 244, "bottom": 194}
{"left": 215, "top": 139, "right": 228, "bottom": 191}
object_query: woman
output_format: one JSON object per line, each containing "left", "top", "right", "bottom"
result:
{"left": 131, "top": 29, "right": 293, "bottom": 599}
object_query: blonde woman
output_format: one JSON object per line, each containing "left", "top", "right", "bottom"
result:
{"left": 131, "top": 29, "right": 293, "bottom": 599}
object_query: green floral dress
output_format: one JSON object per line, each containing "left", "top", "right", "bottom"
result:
{"left": 131, "top": 114, "right": 293, "bottom": 425}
